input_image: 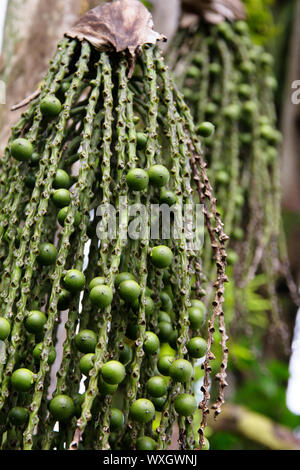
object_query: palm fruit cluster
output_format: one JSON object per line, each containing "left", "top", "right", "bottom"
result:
{"left": 167, "top": 15, "right": 300, "bottom": 343}
{"left": 0, "top": 0, "right": 228, "bottom": 451}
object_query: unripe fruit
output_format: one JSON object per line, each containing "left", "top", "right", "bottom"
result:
{"left": 115, "top": 272, "right": 135, "bottom": 287}
{"left": 169, "top": 359, "right": 193, "bottom": 383}
{"left": 37, "top": 243, "right": 57, "bottom": 266}
{"left": 151, "top": 395, "right": 167, "bottom": 411}
{"left": 148, "top": 165, "right": 170, "bottom": 188}
{"left": 136, "top": 436, "right": 157, "bottom": 450}
{"left": 40, "top": 95, "right": 62, "bottom": 118}
{"left": 79, "top": 353, "right": 95, "bottom": 376}
{"left": 90, "top": 284, "right": 113, "bottom": 309}
{"left": 101, "top": 360, "right": 125, "bottom": 385}
{"left": 110, "top": 408, "right": 124, "bottom": 431}
{"left": 0, "top": 318, "right": 11, "bottom": 340}
{"left": 119, "top": 280, "right": 141, "bottom": 303}
{"left": 25, "top": 310, "right": 47, "bottom": 335}
{"left": 98, "top": 376, "right": 118, "bottom": 395}
{"left": 159, "top": 189, "right": 177, "bottom": 206}
{"left": 158, "top": 311, "right": 172, "bottom": 323}
{"left": 188, "top": 306, "right": 205, "bottom": 330}
{"left": 174, "top": 393, "right": 197, "bottom": 416}
{"left": 89, "top": 277, "right": 106, "bottom": 290}
{"left": 146, "top": 376, "right": 168, "bottom": 397}
{"left": 130, "top": 398, "right": 155, "bottom": 423}
{"left": 186, "top": 65, "right": 200, "bottom": 79}
{"left": 187, "top": 337, "right": 207, "bottom": 358}
{"left": 52, "top": 189, "right": 71, "bottom": 208}
{"left": 75, "top": 329, "right": 97, "bottom": 354}
{"left": 57, "top": 207, "right": 81, "bottom": 227}
{"left": 8, "top": 407, "right": 29, "bottom": 426}
{"left": 160, "top": 291, "right": 173, "bottom": 312}
{"left": 197, "top": 121, "right": 215, "bottom": 138}
{"left": 144, "top": 331, "right": 160, "bottom": 355}
{"left": 126, "top": 168, "right": 149, "bottom": 191}
{"left": 158, "top": 321, "right": 173, "bottom": 342}
{"left": 53, "top": 169, "right": 72, "bottom": 189}
{"left": 33, "top": 343, "right": 56, "bottom": 365}
{"left": 64, "top": 269, "right": 86, "bottom": 293}
{"left": 157, "top": 355, "right": 174, "bottom": 376}
{"left": 151, "top": 245, "right": 173, "bottom": 268}
{"left": 11, "top": 368, "right": 34, "bottom": 392}
{"left": 49, "top": 395, "right": 75, "bottom": 422}
{"left": 136, "top": 132, "right": 147, "bottom": 149}
{"left": 57, "top": 289, "right": 71, "bottom": 310}
{"left": 118, "top": 343, "right": 133, "bottom": 365}
{"left": 11, "top": 138, "right": 33, "bottom": 162}
{"left": 227, "top": 250, "right": 239, "bottom": 265}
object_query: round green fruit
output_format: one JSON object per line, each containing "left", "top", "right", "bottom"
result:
{"left": 130, "top": 398, "right": 155, "bottom": 423}
{"left": 188, "top": 306, "right": 205, "bottom": 330}
{"left": 148, "top": 165, "right": 170, "bottom": 188}
{"left": 158, "top": 321, "right": 173, "bottom": 342}
{"left": 11, "top": 368, "right": 34, "bottom": 392}
{"left": 159, "top": 189, "right": 177, "bottom": 206}
{"left": 101, "top": 360, "right": 125, "bottom": 385}
{"left": 151, "top": 395, "right": 167, "bottom": 412}
{"left": 119, "top": 280, "right": 141, "bottom": 303}
{"left": 25, "top": 310, "right": 47, "bottom": 335}
{"left": 118, "top": 343, "right": 133, "bottom": 365}
{"left": 136, "top": 436, "right": 157, "bottom": 450}
{"left": 79, "top": 353, "right": 95, "bottom": 376}
{"left": 169, "top": 359, "right": 193, "bottom": 383}
{"left": 144, "top": 331, "right": 160, "bottom": 355}
{"left": 136, "top": 132, "right": 147, "bottom": 149}
{"left": 49, "top": 395, "right": 75, "bottom": 422}
{"left": 40, "top": 96, "right": 62, "bottom": 118}
{"left": 160, "top": 291, "right": 173, "bottom": 312}
{"left": 110, "top": 408, "right": 124, "bottom": 431}
{"left": 33, "top": 343, "right": 56, "bottom": 364}
{"left": 0, "top": 318, "right": 11, "bottom": 340}
{"left": 52, "top": 189, "right": 71, "bottom": 208}
{"left": 75, "top": 329, "right": 97, "bottom": 354}
{"left": 53, "top": 169, "right": 72, "bottom": 189}
{"left": 158, "top": 311, "right": 172, "bottom": 323}
{"left": 157, "top": 355, "right": 174, "bottom": 376}
{"left": 146, "top": 376, "right": 168, "bottom": 397}
{"left": 98, "top": 376, "right": 118, "bottom": 396}
{"left": 57, "top": 207, "right": 80, "bottom": 227}
{"left": 187, "top": 337, "right": 207, "bottom": 359}
{"left": 57, "top": 289, "right": 71, "bottom": 310}
{"left": 8, "top": 407, "right": 29, "bottom": 426}
{"left": 10, "top": 138, "right": 33, "bottom": 162}
{"left": 90, "top": 285, "right": 113, "bottom": 309}
{"left": 115, "top": 272, "right": 135, "bottom": 288}
{"left": 197, "top": 121, "right": 215, "bottom": 138}
{"left": 126, "top": 168, "right": 149, "bottom": 191}
{"left": 89, "top": 277, "right": 106, "bottom": 290}
{"left": 174, "top": 394, "right": 197, "bottom": 416}
{"left": 64, "top": 269, "right": 85, "bottom": 293}
{"left": 37, "top": 243, "right": 57, "bottom": 266}
{"left": 151, "top": 245, "right": 173, "bottom": 269}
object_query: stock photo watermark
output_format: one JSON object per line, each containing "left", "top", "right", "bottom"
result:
{"left": 95, "top": 197, "right": 204, "bottom": 251}
{"left": 291, "top": 80, "right": 300, "bottom": 105}
{"left": 0, "top": 80, "right": 5, "bottom": 104}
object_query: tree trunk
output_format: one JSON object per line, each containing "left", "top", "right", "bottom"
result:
{"left": 0, "top": 0, "right": 100, "bottom": 150}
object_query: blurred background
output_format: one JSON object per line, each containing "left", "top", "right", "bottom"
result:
{"left": 1, "top": 0, "right": 300, "bottom": 450}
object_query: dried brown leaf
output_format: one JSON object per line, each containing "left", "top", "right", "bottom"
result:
{"left": 182, "top": 0, "right": 246, "bottom": 23}
{"left": 66, "top": 0, "right": 166, "bottom": 55}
